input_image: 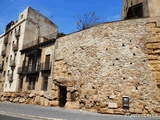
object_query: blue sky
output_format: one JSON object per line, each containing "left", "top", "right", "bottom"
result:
{"left": 0, "top": 0, "right": 122, "bottom": 34}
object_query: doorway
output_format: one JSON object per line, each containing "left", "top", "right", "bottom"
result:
{"left": 59, "top": 86, "right": 67, "bottom": 107}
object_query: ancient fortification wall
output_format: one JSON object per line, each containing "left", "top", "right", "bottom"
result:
{"left": 0, "top": 17, "right": 160, "bottom": 116}
{"left": 53, "top": 17, "right": 160, "bottom": 115}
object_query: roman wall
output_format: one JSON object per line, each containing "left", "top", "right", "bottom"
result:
{"left": 52, "top": 17, "right": 160, "bottom": 115}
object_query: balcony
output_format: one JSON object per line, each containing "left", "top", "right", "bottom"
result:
{"left": 1, "top": 49, "right": 6, "bottom": 57}
{"left": 40, "top": 62, "right": 51, "bottom": 71}
{"left": 15, "top": 30, "right": 20, "bottom": 38}
{"left": 17, "top": 66, "right": 27, "bottom": 74}
{"left": 17, "top": 64, "right": 40, "bottom": 75}
{"left": 8, "top": 74, "right": 13, "bottom": 82}
{"left": 12, "top": 44, "right": 18, "bottom": 51}
{"left": 21, "top": 32, "right": 57, "bottom": 52}
{"left": 4, "top": 35, "right": 9, "bottom": 44}
{"left": 0, "top": 64, "right": 3, "bottom": 71}
{"left": 10, "top": 60, "right": 16, "bottom": 68}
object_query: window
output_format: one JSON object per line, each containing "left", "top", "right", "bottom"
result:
{"left": 19, "top": 26, "right": 21, "bottom": 31}
{"left": 21, "top": 14, "right": 23, "bottom": 19}
{"left": 19, "top": 78, "right": 23, "bottom": 90}
{"left": 28, "top": 77, "right": 36, "bottom": 90}
{"left": 3, "top": 71, "right": 6, "bottom": 77}
{"left": 7, "top": 70, "right": 9, "bottom": 76}
{"left": 10, "top": 55, "right": 12, "bottom": 61}
{"left": 17, "top": 38, "right": 19, "bottom": 44}
{"left": 42, "top": 77, "right": 48, "bottom": 91}
{"left": 6, "top": 57, "right": 8, "bottom": 62}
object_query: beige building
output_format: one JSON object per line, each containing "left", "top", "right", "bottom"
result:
{"left": 0, "top": 34, "right": 4, "bottom": 92}
{"left": 0, "top": 7, "right": 57, "bottom": 92}
{"left": 122, "top": 0, "right": 160, "bottom": 19}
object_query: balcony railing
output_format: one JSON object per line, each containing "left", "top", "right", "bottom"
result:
{"left": 40, "top": 62, "right": 51, "bottom": 71}
{"left": 15, "top": 30, "right": 20, "bottom": 38}
{"left": 17, "top": 64, "right": 40, "bottom": 74}
{"left": 22, "top": 32, "right": 57, "bottom": 50}
{"left": 1, "top": 49, "right": 6, "bottom": 56}
{"left": 8, "top": 74, "right": 13, "bottom": 82}
{"left": 0, "top": 64, "right": 3, "bottom": 71}
{"left": 4, "top": 35, "right": 9, "bottom": 44}
{"left": 12, "top": 44, "right": 18, "bottom": 51}
{"left": 22, "top": 40, "right": 38, "bottom": 50}
{"left": 10, "top": 60, "right": 16, "bottom": 67}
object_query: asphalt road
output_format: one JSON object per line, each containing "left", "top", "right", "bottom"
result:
{"left": 0, "top": 114, "right": 31, "bottom": 120}
{"left": 0, "top": 102, "right": 159, "bottom": 120}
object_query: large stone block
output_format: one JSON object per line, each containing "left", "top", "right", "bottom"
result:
{"left": 108, "top": 103, "right": 118, "bottom": 109}
{"left": 13, "top": 97, "right": 20, "bottom": 103}
{"left": 29, "top": 93, "right": 36, "bottom": 98}
{"left": 65, "top": 101, "right": 79, "bottom": 109}
{"left": 52, "top": 84, "right": 59, "bottom": 90}
{"left": 44, "top": 99, "right": 49, "bottom": 106}
{"left": 98, "top": 108, "right": 114, "bottom": 114}
{"left": 54, "top": 77, "right": 76, "bottom": 87}
{"left": 19, "top": 98, "right": 25, "bottom": 103}
{"left": 49, "top": 100, "right": 58, "bottom": 107}
{"left": 34, "top": 96, "right": 40, "bottom": 105}
{"left": 135, "top": 108, "right": 143, "bottom": 114}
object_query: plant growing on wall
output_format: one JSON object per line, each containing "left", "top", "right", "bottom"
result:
{"left": 74, "top": 12, "right": 100, "bottom": 30}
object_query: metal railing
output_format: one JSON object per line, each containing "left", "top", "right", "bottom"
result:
{"left": 12, "top": 44, "right": 18, "bottom": 51}
{"left": 17, "top": 64, "right": 40, "bottom": 74}
{"left": 4, "top": 35, "right": 8, "bottom": 44}
{"left": 0, "top": 64, "right": 3, "bottom": 71}
{"left": 8, "top": 74, "right": 13, "bottom": 82}
{"left": 1, "top": 50, "right": 6, "bottom": 56}
{"left": 40, "top": 62, "right": 51, "bottom": 71}
{"left": 22, "top": 32, "right": 57, "bottom": 50}
{"left": 10, "top": 60, "right": 16, "bottom": 67}
{"left": 15, "top": 30, "right": 20, "bottom": 37}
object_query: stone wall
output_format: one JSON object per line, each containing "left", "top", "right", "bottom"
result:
{"left": 0, "top": 17, "right": 160, "bottom": 116}
{"left": 0, "top": 91, "right": 59, "bottom": 107}
{"left": 53, "top": 17, "right": 160, "bottom": 115}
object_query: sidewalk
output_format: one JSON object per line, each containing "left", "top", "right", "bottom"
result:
{"left": 0, "top": 102, "right": 159, "bottom": 120}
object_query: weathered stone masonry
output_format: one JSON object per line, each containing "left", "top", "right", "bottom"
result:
{"left": 53, "top": 17, "right": 160, "bottom": 115}
{"left": 0, "top": 17, "right": 160, "bottom": 115}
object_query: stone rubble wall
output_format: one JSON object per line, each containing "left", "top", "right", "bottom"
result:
{"left": 53, "top": 17, "right": 160, "bottom": 115}
{"left": 0, "top": 91, "right": 59, "bottom": 107}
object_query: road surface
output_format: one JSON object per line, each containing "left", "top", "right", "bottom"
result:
{"left": 0, "top": 102, "right": 159, "bottom": 120}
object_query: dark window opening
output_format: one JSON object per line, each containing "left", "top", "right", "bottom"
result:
{"left": 125, "top": 3, "right": 143, "bottom": 19}
{"left": 19, "top": 78, "right": 23, "bottom": 90}
{"left": 28, "top": 77, "right": 36, "bottom": 90}
{"left": 42, "top": 77, "right": 48, "bottom": 91}
{"left": 45, "top": 54, "right": 50, "bottom": 69}
{"left": 59, "top": 86, "right": 67, "bottom": 107}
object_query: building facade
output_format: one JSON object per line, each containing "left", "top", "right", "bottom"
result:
{"left": 122, "top": 0, "right": 160, "bottom": 19}
{"left": 0, "top": 7, "right": 57, "bottom": 92}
